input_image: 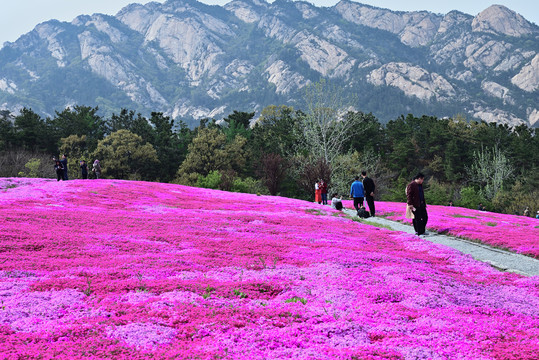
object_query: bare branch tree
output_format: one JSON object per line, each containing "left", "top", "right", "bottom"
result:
{"left": 257, "top": 153, "right": 287, "bottom": 196}
{"left": 466, "top": 145, "right": 514, "bottom": 201}
{"left": 301, "top": 80, "right": 358, "bottom": 167}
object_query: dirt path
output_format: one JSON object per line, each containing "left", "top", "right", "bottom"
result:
{"left": 343, "top": 208, "right": 539, "bottom": 276}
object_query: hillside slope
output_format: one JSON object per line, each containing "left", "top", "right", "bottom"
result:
{"left": 0, "top": 0, "right": 537, "bottom": 126}
{"left": 0, "top": 178, "right": 539, "bottom": 358}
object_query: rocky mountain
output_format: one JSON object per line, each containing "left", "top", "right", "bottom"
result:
{"left": 0, "top": 0, "right": 537, "bottom": 127}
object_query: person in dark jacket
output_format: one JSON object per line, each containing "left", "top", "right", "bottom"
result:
{"left": 361, "top": 170, "right": 376, "bottom": 216}
{"left": 60, "top": 154, "right": 68, "bottom": 180}
{"left": 80, "top": 160, "right": 88, "bottom": 179}
{"left": 406, "top": 173, "right": 428, "bottom": 236}
{"left": 54, "top": 160, "right": 64, "bottom": 181}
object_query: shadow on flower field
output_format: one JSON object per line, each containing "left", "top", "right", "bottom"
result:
{"left": 1, "top": 178, "right": 539, "bottom": 359}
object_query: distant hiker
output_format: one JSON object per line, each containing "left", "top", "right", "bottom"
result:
{"left": 92, "top": 159, "right": 102, "bottom": 179}
{"left": 60, "top": 154, "right": 68, "bottom": 180}
{"left": 54, "top": 160, "right": 64, "bottom": 181}
{"left": 477, "top": 203, "right": 486, "bottom": 211}
{"left": 406, "top": 173, "right": 428, "bottom": 236}
{"left": 524, "top": 207, "right": 530, "bottom": 217}
{"left": 80, "top": 160, "right": 88, "bottom": 179}
{"left": 350, "top": 176, "right": 365, "bottom": 211}
{"left": 448, "top": 201, "right": 453, "bottom": 207}
{"left": 536, "top": 211, "right": 539, "bottom": 219}
{"left": 331, "top": 193, "right": 343, "bottom": 211}
{"left": 320, "top": 179, "right": 328, "bottom": 205}
{"left": 361, "top": 170, "right": 376, "bottom": 217}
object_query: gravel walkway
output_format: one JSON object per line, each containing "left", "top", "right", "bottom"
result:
{"left": 343, "top": 208, "right": 539, "bottom": 277}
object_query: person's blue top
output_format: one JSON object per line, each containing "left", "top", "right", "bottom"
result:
{"left": 350, "top": 180, "right": 364, "bottom": 198}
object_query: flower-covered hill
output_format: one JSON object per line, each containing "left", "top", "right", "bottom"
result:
{"left": 1, "top": 178, "right": 539, "bottom": 359}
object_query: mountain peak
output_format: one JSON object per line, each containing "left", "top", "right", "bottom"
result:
{"left": 472, "top": 5, "right": 536, "bottom": 37}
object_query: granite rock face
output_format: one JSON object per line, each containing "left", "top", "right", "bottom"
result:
{"left": 0, "top": 0, "right": 537, "bottom": 127}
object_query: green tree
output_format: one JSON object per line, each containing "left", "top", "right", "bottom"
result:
{"left": 175, "top": 127, "right": 247, "bottom": 185}
{"left": 92, "top": 130, "right": 159, "bottom": 180}
{"left": 59, "top": 135, "right": 89, "bottom": 180}
{"left": 148, "top": 112, "right": 188, "bottom": 182}
{"left": 14, "top": 108, "right": 53, "bottom": 152}
{"left": 50, "top": 106, "right": 106, "bottom": 151}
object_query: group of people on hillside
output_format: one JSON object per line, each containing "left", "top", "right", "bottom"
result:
{"left": 53, "top": 155, "right": 101, "bottom": 181}
{"left": 314, "top": 171, "right": 377, "bottom": 217}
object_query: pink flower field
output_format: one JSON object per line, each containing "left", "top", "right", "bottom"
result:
{"left": 343, "top": 200, "right": 539, "bottom": 258}
{"left": 1, "top": 178, "right": 539, "bottom": 359}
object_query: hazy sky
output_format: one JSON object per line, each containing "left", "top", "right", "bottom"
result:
{"left": 1, "top": 0, "right": 537, "bottom": 48}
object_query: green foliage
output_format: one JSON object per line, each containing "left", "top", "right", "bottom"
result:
{"left": 231, "top": 177, "right": 264, "bottom": 194}
{"left": 92, "top": 129, "right": 159, "bottom": 180}
{"left": 196, "top": 170, "right": 222, "bottom": 189}
{"left": 458, "top": 186, "right": 485, "bottom": 210}
{"left": 176, "top": 127, "right": 247, "bottom": 185}
{"left": 424, "top": 180, "right": 451, "bottom": 205}
{"left": 285, "top": 297, "right": 307, "bottom": 305}
{"left": 18, "top": 158, "right": 41, "bottom": 178}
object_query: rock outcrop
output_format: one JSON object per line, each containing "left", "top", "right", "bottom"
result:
{"left": 0, "top": 0, "right": 537, "bottom": 126}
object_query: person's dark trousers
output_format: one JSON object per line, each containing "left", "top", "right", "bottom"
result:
{"left": 353, "top": 197, "right": 364, "bottom": 211}
{"left": 82, "top": 173, "right": 88, "bottom": 179}
{"left": 57, "top": 173, "right": 63, "bottom": 181}
{"left": 321, "top": 193, "right": 328, "bottom": 205}
{"left": 63, "top": 171, "right": 68, "bottom": 180}
{"left": 412, "top": 206, "right": 428, "bottom": 235}
{"left": 365, "top": 195, "right": 375, "bottom": 216}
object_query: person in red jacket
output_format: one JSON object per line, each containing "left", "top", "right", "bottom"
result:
{"left": 406, "top": 173, "right": 428, "bottom": 236}
{"left": 319, "top": 179, "right": 328, "bottom": 205}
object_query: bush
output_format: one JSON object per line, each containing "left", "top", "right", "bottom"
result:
{"left": 458, "top": 186, "right": 486, "bottom": 210}
{"left": 18, "top": 158, "right": 41, "bottom": 178}
{"left": 231, "top": 177, "right": 266, "bottom": 194}
{"left": 196, "top": 170, "right": 221, "bottom": 189}
{"left": 424, "top": 180, "right": 451, "bottom": 205}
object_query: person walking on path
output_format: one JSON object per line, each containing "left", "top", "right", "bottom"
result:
{"left": 314, "top": 180, "right": 322, "bottom": 204}
{"left": 320, "top": 179, "right": 328, "bottom": 205}
{"left": 80, "top": 160, "right": 88, "bottom": 179}
{"left": 406, "top": 173, "right": 428, "bottom": 236}
{"left": 60, "top": 154, "right": 68, "bottom": 180}
{"left": 350, "top": 176, "right": 365, "bottom": 211}
{"left": 92, "top": 159, "right": 102, "bottom": 179}
{"left": 361, "top": 171, "right": 376, "bottom": 216}
{"left": 524, "top": 207, "right": 530, "bottom": 217}
{"left": 54, "top": 160, "right": 64, "bottom": 181}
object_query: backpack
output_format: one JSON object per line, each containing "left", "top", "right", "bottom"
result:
{"left": 357, "top": 208, "right": 370, "bottom": 218}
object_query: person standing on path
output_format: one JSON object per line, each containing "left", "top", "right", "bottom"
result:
{"left": 361, "top": 171, "right": 376, "bottom": 217}
{"left": 320, "top": 179, "right": 328, "bottom": 205}
{"left": 80, "top": 160, "right": 88, "bottom": 179}
{"left": 60, "top": 154, "right": 68, "bottom": 180}
{"left": 350, "top": 176, "right": 365, "bottom": 211}
{"left": 406, "top": 173, "right": 428, "bottom": 236}
{"left": 314, "top": 180, "right": 322, "bottom": 204}
{"left": 92, "top": 159, "right": 102, "bottom": 179}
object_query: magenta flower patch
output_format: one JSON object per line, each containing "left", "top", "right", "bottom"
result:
{"left": 0, "top": 178, "right": 538, "bottom": 359}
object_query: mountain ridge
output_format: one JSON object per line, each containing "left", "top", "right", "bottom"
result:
{"left": 0, "top": 0, "right": 537, "bottom": 127}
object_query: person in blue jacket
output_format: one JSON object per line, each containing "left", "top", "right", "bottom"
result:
{"left": 350, "top": 176, "right": 365, "bottom": 211}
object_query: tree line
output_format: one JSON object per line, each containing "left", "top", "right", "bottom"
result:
{"left": 1, "top": 89, "right": 538, "bottom": 216}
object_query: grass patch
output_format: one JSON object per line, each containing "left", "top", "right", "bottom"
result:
{"left": 305, "top": 209, "right": 324, "bottom": 216}
{"left": 485, "top": 222, "right": 497, "bottom": 227}
{"left": 451, "top": 214, "right": 477, "bottom": 219}
{"left": 285, "top": 296, "right": 307, "bottom": 305}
